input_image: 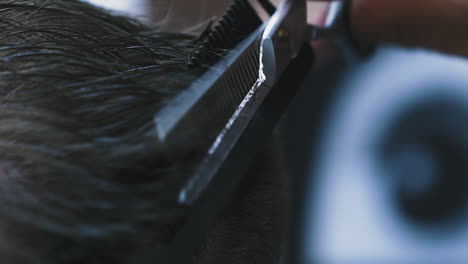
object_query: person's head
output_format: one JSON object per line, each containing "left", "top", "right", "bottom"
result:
{"left": 0, "top": 1, "right": 287, "bottom": 263}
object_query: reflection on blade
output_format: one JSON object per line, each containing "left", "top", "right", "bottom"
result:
{"left": 178, "top": 29, "right": 269, "bottom": 204}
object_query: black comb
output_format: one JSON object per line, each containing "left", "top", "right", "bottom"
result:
{"left": 190, "top": 0, "right": 263, "bottom": 67}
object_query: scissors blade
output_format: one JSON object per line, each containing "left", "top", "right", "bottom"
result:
{"left": 171, "top": 0, "right": 308, "bottom": 205}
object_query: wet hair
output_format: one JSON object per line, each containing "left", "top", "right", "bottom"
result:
{"left": 0, "top": 0, "right": 205, "bottom": 262}
{"left": 0, "top": 1, "right": 288, "bottom": 263}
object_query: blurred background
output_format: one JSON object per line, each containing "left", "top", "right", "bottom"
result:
{"left": 84, "top": 0, "right": 234, "bottom": 33}
{"left": 82, "top": 0, "right": 468, "bottom": 263}
{"left": 283, "top": 48, "right": 468, "bottom": 263}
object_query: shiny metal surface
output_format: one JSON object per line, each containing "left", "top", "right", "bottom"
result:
{"left": 174, "top": 0, "right": 314, "bottom": 205}
{"left": 150, "top": 0, "right": 318, "bottom": 261}
{"left": 167, "top": 0, "right": 353, "bottom": 205}
{"left": 261, "top": 0, "right": 307, "bottom": 83}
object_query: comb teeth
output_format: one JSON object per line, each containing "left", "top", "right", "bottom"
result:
{"left": 190, "top": 0, "right": 263, "bottom": 67}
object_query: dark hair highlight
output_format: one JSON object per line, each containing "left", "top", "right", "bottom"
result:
{"left": 0, "top": 0, "right": 206, "bottom": 262}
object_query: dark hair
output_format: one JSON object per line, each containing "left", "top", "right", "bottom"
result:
{"left": 0, "top": 0, "right": 206, "bottom": 262}
{"left": 0, "top": 1, "right": 289, "bottom": 263}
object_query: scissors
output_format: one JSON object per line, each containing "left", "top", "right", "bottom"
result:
{"left": 134, "top": 0, "right": 361, "bottom": 263}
